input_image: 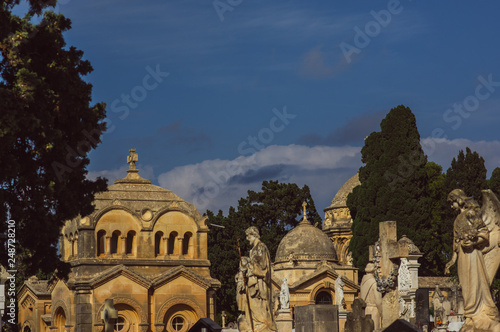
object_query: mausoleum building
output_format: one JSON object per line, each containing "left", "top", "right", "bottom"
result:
{"left": 18, "top": 150, "right": 221, "bottom": 332}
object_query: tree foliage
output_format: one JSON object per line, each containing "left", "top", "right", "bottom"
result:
{"left": 445, "top": 147, "right": 488, "bottom": 203}
{"left": 488, "top": 167, "right": 500, "bottom": 197}
{"left": 207, "top": 180, "right": 320, "bottom": 323}
{"left": 347, "top": 105, "right": 434, "bottom": 274}
{"left": 0, "top": 0, "right": 107, "bottom": 278}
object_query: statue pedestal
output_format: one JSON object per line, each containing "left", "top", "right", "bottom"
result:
{"left": 276, "top": 309, "right": 293, "bottom": 332}
{"left": 339, "top": 311, "right": 348, "bottom": 332}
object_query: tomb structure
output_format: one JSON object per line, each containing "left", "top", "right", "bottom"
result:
{"left": 18, "top": 149, "right": 221, "bottom": 332}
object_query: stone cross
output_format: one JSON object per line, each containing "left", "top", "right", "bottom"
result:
{"left": 101, "top": 299, "right": 118, "bottom": 332}
{"left": 221, "top": 311, "right": 227, "bottom": 328}
{"left": 127, "top": 148, "right": 138, "bottom": 170}
{"left": 369, "top": 221, "right": 400, "bottom": 329}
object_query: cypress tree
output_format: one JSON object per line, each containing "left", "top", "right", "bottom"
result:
{"left": 347, "top": 105, "right": 433, "bottom": 273}
{"left": 489, "top": 167, "right": 500, "bottom": 197}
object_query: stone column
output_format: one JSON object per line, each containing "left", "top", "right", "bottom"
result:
{"left": 163, "top": 236, "right": 168, "bottom": 258}
{"left": 177, "top": 237, "right": 184, "bottom": 258}
{"left": 105, "top": 236, "right": 111, "bottom": 257}
{"left": 75, "top": 285, "right": 93, "bottom": 332}
{"left": 276, "top": 309, "right": 293, "bottom": 332}
{"left": 121, "top": 236, "right": 127, "bottom": 257}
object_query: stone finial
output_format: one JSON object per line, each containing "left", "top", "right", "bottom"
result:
{"left": 302, "top": 201, "right": 308, "bottom": 221}
{"left": 127, "top": 148, "right": 138, "bottom": 170}
{"left": 114, "top": 148, "right": 151, "bottom": 184}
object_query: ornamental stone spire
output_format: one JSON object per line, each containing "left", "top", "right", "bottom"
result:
{"left": 114, "top": 148, "right": 151, "bottom": 184}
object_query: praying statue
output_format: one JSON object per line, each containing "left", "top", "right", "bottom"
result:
{"left": 445, "top": 189, "right": 500, "bottom": 331}
{"left": 335, "top": 276, "right": 346, "bottom": 309}
{"left": 279, "top": 278, "right": 290, "bottom": 310}
{"left": 237, "top": 226, "right": 277, "bottom": 332}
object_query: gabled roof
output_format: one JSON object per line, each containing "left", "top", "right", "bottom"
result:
{"left": 90, "top": 264, "right": 152, "bottom": 289}
{"left": 18, "top": 277, "right": 51, "bottom": 299}
{"left": 290, "top": 267, "right": 359, "bottom": 291}
{"left": 152, "top": 265, "right": 221, "bottom": 290}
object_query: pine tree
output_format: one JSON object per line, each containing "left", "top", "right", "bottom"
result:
{"left": 347, "top": 105, "right": 433, "bottom": 273}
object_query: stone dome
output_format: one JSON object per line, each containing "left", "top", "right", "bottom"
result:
{"left": 329, "top": 173, "right": 360, "bottom": 208}
{"left": 275, "top": 218, "right": 338, "bottom": 263}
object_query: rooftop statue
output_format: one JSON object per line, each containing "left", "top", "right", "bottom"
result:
{"left": 445, "top": 189, "right": 500, "bottom": 331}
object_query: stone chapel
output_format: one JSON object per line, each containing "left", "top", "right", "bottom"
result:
{"left": 271, "top": 174, "right": 361, "bottom": 324}
{"left": 18, "top": 149, "right": 221, "bottom": 332}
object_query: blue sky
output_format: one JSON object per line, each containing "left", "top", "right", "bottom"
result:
{"left": 37, "top": 1, "right": 500, "bottom": 213}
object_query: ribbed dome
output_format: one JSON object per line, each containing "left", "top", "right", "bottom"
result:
{"left": 330, "top": 173, "right": 360, "bottom": 208}
{"left": 275, "top": 219, "right": 338, "bottom": 263}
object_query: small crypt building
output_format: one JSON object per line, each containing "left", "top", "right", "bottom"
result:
{"left": 272, "top": 202, "right": 359, "bottom": 318}
{"left": 18, "top": 149, "right": 221, "bottom": 332}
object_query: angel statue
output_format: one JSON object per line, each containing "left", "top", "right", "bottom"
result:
{"left": 445, "top": 189, "right": 500, "bottom": 331}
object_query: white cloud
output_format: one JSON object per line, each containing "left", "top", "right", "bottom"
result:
{"left": 421, "top": 137, "right": 500, "bottom": 175}
{"left": 88, "top": 138, "right": 500, "bottom": 217}
{"left": 157, "top": 144, "right": 362, "bottom": 213}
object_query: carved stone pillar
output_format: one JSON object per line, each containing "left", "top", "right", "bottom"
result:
{"left": 163, "top": 236, "right": 169, "bottom": 258}
{"left": 105, "top": 236, "right": 111, "bottom": 257}
{"left": 177, "top": 237, "right": 184, "bottom": 258}
{"left": 120, "top": 236, "right": 127, "bottom": 257}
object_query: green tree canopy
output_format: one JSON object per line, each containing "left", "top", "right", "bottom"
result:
{"left": 488, "top": 167, "right": 500, "bottom": 197}
{"left": 347, "top": 105, "right": 434, "bottom": 274}
{"left": 207, "top": 180, "right": 321, "bottom": 323}
{"left": 0, "top": 0, "right": 107, "bottom": 278}
{"left": 445, "top": 147, "right": 488, "bottom": 203}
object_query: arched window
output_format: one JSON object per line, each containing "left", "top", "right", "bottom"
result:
{"left": 168, "top": 231, "right": 178, "bottom": 255}
{"left": 97, "top": 230, "right": 106, "bottom": 256}
{"left": 54, "top": 307, "right": 66, "bottom": 332}
{"left": 111, "top": 230, "right": 121, "bottom": 254}
{"left": 155, "top": 231, "right": 164, "bottom": 257}
{"left": 315, "top": 291, "right": 332, "bottom": 305}
{"left": 126, "top": 231, "right": 136, "bottom": 255}
{"left": 23, "top": 326, "right": 31, "bottom": 332}
{"left": 182, "top": 232, "right": 192, "bottom": 256}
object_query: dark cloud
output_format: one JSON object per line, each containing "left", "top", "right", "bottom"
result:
{"left": 298, "top": 110, "right": 387, "bottom": 145}
{"left": 228, "top": 164, "right": 287, "bottom": 185}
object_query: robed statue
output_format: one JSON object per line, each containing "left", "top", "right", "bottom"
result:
{"left": 236, "top": 226, "right": 277, "bottom": 332}
{"left": 445, "top": 189, "right": 500, "bottom": 331}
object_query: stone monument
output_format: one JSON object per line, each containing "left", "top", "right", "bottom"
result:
{"left": 444, "top": 189, "right": 500, "bottom": 331}
{"left": 344, "top": 298, "right": 374, "bottom": 332}
{"left": 360, "top": 263, "right": 382, "bottom": 330}
{"left": 397, "top": 235, "right": 423, "bottom": 323}
{"left": 370, "top": 221, "right": 400, "bottom": 328}
{"left": 236, "top": 226, "right": 277, "bottom": 332}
